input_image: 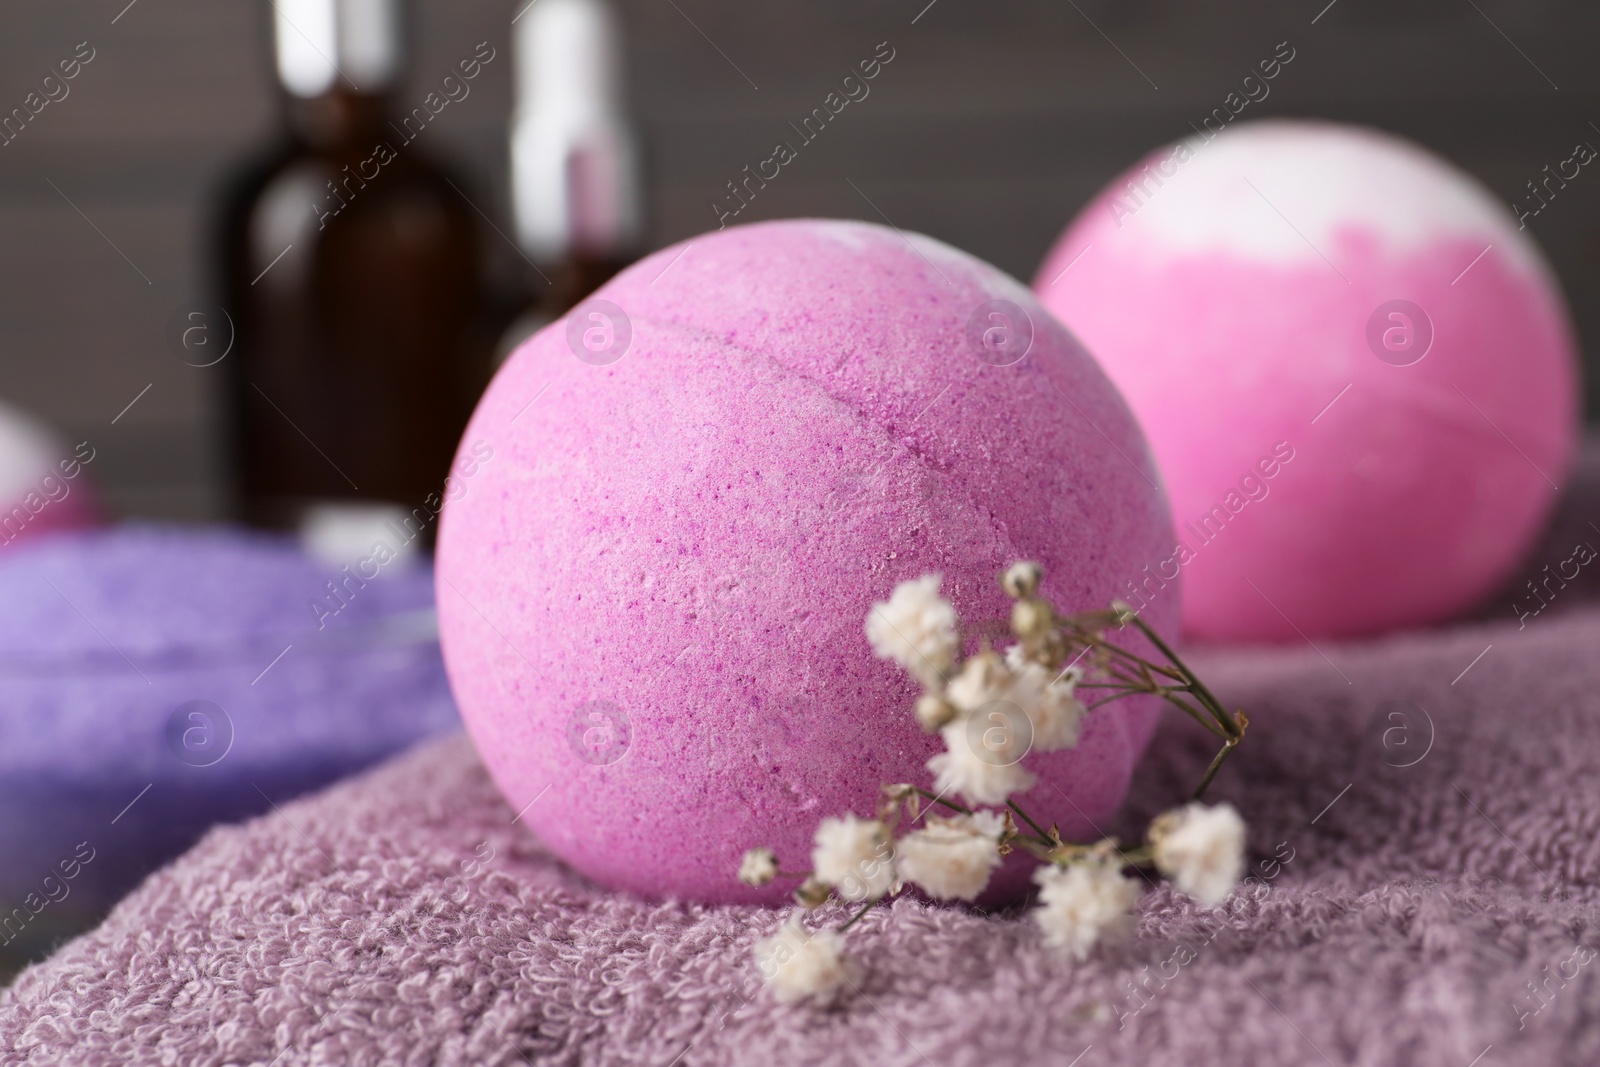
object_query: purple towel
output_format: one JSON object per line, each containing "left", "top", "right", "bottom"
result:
{"left": 3, "top": 595, "right": 1599, "bottom": 1065}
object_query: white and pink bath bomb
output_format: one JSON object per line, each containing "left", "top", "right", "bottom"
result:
{"left": 438, "top": 219, "right": 1177, "bottom": 903}
{"left": 1036, "top": 120, "right": 1580, "bottom": 643}
{"left": 0, "top": 399, "right": 98, "bottom": 550}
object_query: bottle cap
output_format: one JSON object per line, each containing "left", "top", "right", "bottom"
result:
{"left": 274, "top": 0, "right": 402, "bottom": 98}
{"left": 511, "top": 0, "right": 641, "bottom": 260}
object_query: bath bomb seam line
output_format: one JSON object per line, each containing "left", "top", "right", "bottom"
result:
{"left": 613, "top": 297, "right": 1157, "bottom": 526}
{"left": 613, "top": 308, "right": 1035, "bottom": 573}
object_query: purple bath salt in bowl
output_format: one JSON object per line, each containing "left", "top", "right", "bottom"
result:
{"left": 0, "top": 525, "right": 459, "bottom": 957}
{"left": 437, "top": 218, "right": 1178, "bottom": 905}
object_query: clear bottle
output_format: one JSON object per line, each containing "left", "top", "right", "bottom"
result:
{"left": 219, "top": 0, "right": 491, "bottom": 537}
{"left": 496, "top": 0, "right": 643, "bottom": 359}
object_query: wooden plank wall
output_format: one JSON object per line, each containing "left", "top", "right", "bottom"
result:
{"left": 1, "top": 0, "right": 1596, "bottom": 519}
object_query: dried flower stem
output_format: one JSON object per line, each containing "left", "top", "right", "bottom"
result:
{"left": 1006, "top": 799, "right": 1053, "bottom": 842}
{"left": 838, "top": 899, "right": 878, "bottom": 932}
{"left": 926, "top": 598, "right": 1248, "bottom": 855}
{"left": 911, "top": 787, "right": 972, "bottom": 818}
{"left": 1190, "top": 728, "right": 1246, "bottom": 801}
{"left": 1056, "top": 604, "right": 1247, "bottom": 800}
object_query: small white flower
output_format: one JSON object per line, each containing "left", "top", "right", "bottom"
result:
{"left": 915, "top": 693, "right": 958, "bottom": 732}
{"left": 945, "top": 651, "right": 1010, "bottom": 714}
{"left": 896, "top": 810, "right": 1006, "bottom": 901}
{"left": 954, "top": 648, "right": 1084, "bottom": 755}
{"left": 1010, "top": 598, "right": 1052, "bottom": 637}
{"left": 794, "top": 877, "right": 832, "bottom": 910}
{"left": 1150, "top": 802, "right": 1246, "bottom": 907}
{"left": 754, "top": 917, "right": 854, "bottom": 1004}
{"left": 927, "top": 719, "right": 1037, "bottom": 806}
{"left": 1001, "top": 560, "right": 1042, "bottom": 599}
{"left": 866, "top": 575, "right": 959, "bottom": 688}
{"left": 739, "top": 847, "right": 779, "bottom": 887}
{"left": 811, "top": 815, "right": 895, "bottom": 902}
{"left": 1009, "top": 659, "right": 1087, "bottom": 752}
{"left": 1032, "top": 861, "right": 1141, "bottom": 961}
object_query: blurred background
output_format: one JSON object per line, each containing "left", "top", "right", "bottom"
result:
{"left": 3, "top": 0, "right": 1600, "bottom": 982}
{"left": 1, "top": 0, "right": 1598, "bottom": 522}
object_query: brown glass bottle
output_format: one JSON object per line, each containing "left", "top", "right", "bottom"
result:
{"left": 220, "top": 2, "right": 488, "bottom": 531}
{"left": 495, "top": 0, "right": 642, "bottom": 359}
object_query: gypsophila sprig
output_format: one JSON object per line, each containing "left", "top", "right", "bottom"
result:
{"left": 755, "top": 917, "right": 855, "bottom": 1005}
{"left": 1032, "top": 855, "right": 1141, "bottom": 961}
{"left": 739, "top": 847, "right": 779, "bottom": 888}
{"left": 1150, "top": 802, "right": 1248, "bottom": 907}
{"left": 865, "top": 574, "right": 959, "bottom": 688}
{"left": 740, "top": 564, "right": 1251, "bottom": 1002}
{"left": 896, "top": 811, "right": 1006, "bottom": 901}
{"left": 811, "top": 815, "right": 895, "bottom": 903}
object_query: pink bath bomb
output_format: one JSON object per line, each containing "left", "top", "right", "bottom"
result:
{"left": 1036, "top": 120, "right": 1580, "bottom": 643}
{"left": 437, "top": 219, "right": 1177, "bottom": 903}
{"left": 0, "top": 399, "right": 98, "bottom": 550}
